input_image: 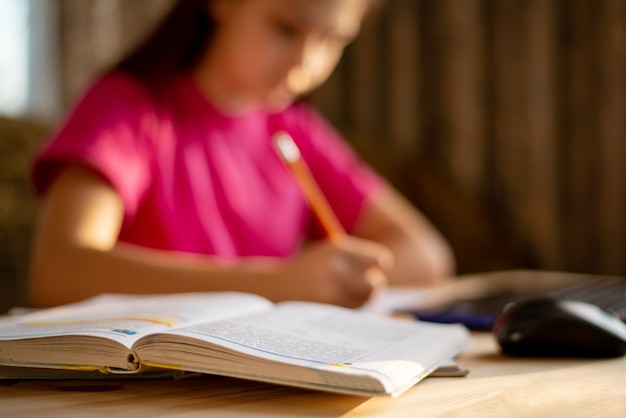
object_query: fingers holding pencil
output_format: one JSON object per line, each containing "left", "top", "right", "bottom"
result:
{"left": 279, "top": 238, "right": 393, "bottom": 308}
{"left": 335, "top": 236, "right": 393, "bottom": 294}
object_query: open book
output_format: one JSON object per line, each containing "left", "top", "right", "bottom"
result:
{"left": 0, "top": 292, "right": 469, "bottom": 397}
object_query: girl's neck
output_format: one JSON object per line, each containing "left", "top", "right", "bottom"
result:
{"left": 191, "top": 54, "right": 257, "bottom": 118}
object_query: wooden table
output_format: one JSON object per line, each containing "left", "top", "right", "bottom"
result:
{"left": 1, "top": 332, "right": 625, "bottom": 417}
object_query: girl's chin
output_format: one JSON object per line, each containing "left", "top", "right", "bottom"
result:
{"left": 263, "top": 89, "right": 299, "bottom": 112}
{"left": 227, "top": 96, "right": 293, "bottom": 115}
{"left": 264, "top": 100, "right": 293, "bottom": 112}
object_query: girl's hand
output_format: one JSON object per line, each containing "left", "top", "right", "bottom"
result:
{"left": 279, "top": 237, "right": 394, "bottom": 308}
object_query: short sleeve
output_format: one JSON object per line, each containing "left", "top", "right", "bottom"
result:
{"left": 279, "top": 103, "right": 387, "bottom": 234}
{"left": 32, "top": 73, "right": 156, "bottom": 219}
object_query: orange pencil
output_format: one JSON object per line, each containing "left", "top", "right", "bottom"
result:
{"left": 273, "top": 131, "right": 345, "bottom": 243}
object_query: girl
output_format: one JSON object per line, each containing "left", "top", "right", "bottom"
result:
{"left": 29, "top": 0, "right": 454, "bottom": 308}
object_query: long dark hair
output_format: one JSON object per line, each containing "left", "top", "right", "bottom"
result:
{"left": 111, "top": 0, "right": 216, "bottom": 88}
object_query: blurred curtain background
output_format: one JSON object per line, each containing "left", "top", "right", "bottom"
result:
{"left": 44, "top": 0, "right": 626, "bottom": 276}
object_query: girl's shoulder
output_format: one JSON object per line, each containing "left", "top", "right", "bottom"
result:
{"left": 82, "top": 72, "right": 155, "bottom": 108}
{"left": 65, "top": 72, "right": 171, "bottom": 136}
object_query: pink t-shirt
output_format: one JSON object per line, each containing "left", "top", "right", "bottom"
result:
{"left": 33, "top": 73, "right": 384, "bottom": 259}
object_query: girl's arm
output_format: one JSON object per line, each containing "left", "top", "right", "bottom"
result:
{"left": 29, "top": 165, "right": 391, "bottom": 308}
{"left": 352, "top": 185, "right": 456, "bottom": 286}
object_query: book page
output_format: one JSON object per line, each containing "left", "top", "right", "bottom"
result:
{"left": 0, "top": 292, "right": 273, "bottom": 349}
{"left": 149, "top": 301, "right": 469, "bottom": 389}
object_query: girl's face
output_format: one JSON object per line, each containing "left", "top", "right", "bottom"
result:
{"left": 199, "top": 0, "right": 368, "bottom": 113}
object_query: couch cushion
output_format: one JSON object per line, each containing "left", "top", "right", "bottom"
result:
{"left": 0, "top": 117, "right": 48, "bottom": 313}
